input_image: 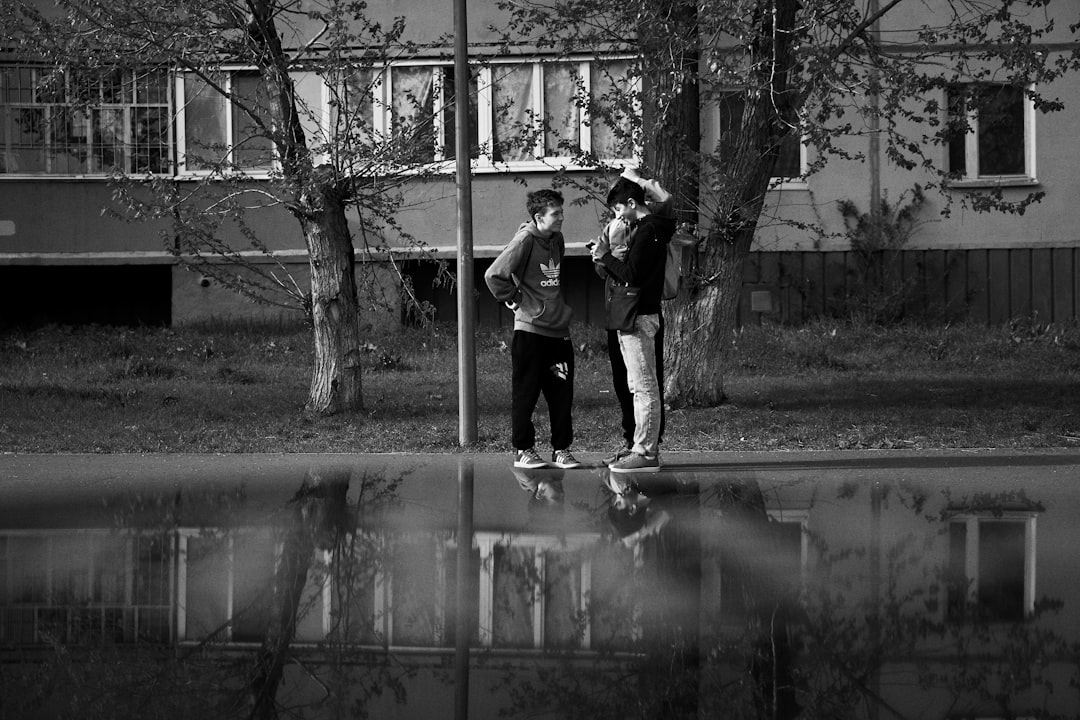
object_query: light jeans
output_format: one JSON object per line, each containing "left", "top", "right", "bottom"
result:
{"left": 617, "top": 313, "right": 661, "bottom": 456}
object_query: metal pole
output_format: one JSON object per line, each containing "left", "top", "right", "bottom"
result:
{"left": 453, "top": 458, "right": 475, "bottom": 720}
{"left": 454, "top": 0, "right": 478, "bottom": 446}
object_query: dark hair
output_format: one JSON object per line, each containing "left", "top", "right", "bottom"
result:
{"left": 526, "top": 189, "right": 564, "bottom": 219}
{"left": 606, "top": 502, "right": 647, "bottom": 539}
{"left": 606, "top": 177, "right": 645, "bottom": 208}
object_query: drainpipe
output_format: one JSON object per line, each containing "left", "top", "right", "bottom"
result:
{"left": 868, "top": 0, "right": 882, "bottom": 227}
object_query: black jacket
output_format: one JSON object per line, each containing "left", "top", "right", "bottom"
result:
{"left": 598, "top": 213, "right": 677, "bottom": 315}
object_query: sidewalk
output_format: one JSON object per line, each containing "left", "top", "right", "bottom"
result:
{"left": 3, "top": 448, "right": 1080, "bottom": 529}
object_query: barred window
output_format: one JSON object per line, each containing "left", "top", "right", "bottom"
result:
{"left": 0, "top": 67, "right": 170, "bottom": 175}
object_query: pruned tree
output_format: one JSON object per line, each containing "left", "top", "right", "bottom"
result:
{"left": 0, "top": 0, "right": 454, "bottom": 414}
{"left": 496, "top": 0, "right": 1080, "bottom": 406}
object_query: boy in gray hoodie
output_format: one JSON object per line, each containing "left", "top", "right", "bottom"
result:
{"left": 484, "top": 189, "right": 581, "bottom": 470}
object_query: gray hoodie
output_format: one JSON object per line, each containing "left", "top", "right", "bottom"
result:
{"left": 484, "top": 221, "right": 574, "bottom": 338}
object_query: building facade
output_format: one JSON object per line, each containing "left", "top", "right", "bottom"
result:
{"left": 1, "top": 1, "right": 1078, "bottom": 329}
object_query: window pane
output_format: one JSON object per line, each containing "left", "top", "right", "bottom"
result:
{"left": 391, "top": 538, "right": 440, "bottom": 646}
{"left": 92, "top": 107, "right": 125, "bottom": 172}
{"left": 588, "top": 542, "right": 636, "bottom": 650}
{"left": 293, "top": 71, "right": 326, "bottom": 151}
{"left": 492, "top": 64, "right": 534, "bottom": 162}
{"left": 182, "top": 74, "right": 228, "bottom": 170}
{"left": 442, "top": 67, "right": 479, "bottom": 161}
{"left": 231, "top": 533, "right": 275, "bottom": 643}
{"left": 133, "top": 106, "right": 169, "bottom": 173}
{"left": 946, "top": 89, "right": 967, "bottom": 177}
{"left": 774, "top": 133, "right": 802, "bottom": 178}
{"left": 134, "top": 535, "right": 171, "bottom": 607}
{"left": 231, "top": 73, "right": 276, "bottom": 170}
{"left": 134, "top": 69, "right": 170, "bottom": 105}
{"left": 543, "top": 63, "right": 578, "bottom": 157}
{"left": 184, "top": 535, "right": 230, "bottom": 641}
{"left": 492, "top": 545, "right": 534, "bottom": 647}
{"left": 442, "top": 542, "right": 480, "bottom": 647}
{"left": 977, "top": 85, "right": 1025, "bottom": 176}
{"left": 98, "top": 69, "right": 128, "bottom": 104}
{"left": 590, "top": 59, "right": 634, "bottom": 160}
{"left": 2, "top": 107, "right": 46, "bottom": 173}
{"left": 1, "top": 67, "right": 37, "bottom": 104}
{"left": 8, "top": 536, "right": 48, "bottom": 604}
{"left": 717, "top": 92, "right": 801, "bottom": 179}
{"left": 543, "top": 550, "right": 582, "bottom": 649}
{"left": 340, "top": 68, "right": 376, "bottom": 148}
{"left": 391, "top": 66, "right": 435, "bottom": 164}
{"left": 329, "top": 539, "right": 381, "bottom": 644}
{"left": 49, "top": 108, "right": 90, "bottom": 174}
{"left": 978, "top": 521, "right": 1025, "bottom": 622}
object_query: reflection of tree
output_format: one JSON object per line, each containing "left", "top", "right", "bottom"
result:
{"left": 494, "top": 479, "right": 1080, "bottom": 720}
{"left": 0, "top": 466, "right": 416, "bottom": 720}
{"left": 6, "top": 474, "right": 1080, "bottom": 719}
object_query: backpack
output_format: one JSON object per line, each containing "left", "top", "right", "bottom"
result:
{"left": 662, "top": 228, "right": 696, "bottom": 301}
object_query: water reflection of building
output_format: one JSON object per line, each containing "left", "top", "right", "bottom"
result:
{"left": 1, "top": 451, "right": 1079, "bottom": 719}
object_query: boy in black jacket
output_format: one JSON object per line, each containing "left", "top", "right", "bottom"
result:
{"left": 591, "top": 178, "right": 676, "bottom": 473}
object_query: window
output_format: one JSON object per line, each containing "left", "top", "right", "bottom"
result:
{"left": 946, "top": 83, "right": 1035, "bottom": 182}
{"left": 177, "top": 70, "right": 324, "bottom": 174}
{"left": 0, "top": 66, "right": 170, "bottom": 175}
{"left": 717, "top": 509, "right": 807, "bottom": 622}
{"left": 716, "top": 92, "right": 805, "bottom": 182}
{"left": 487, "top": 58, "right": 636, "bottom": 167}
{"left": 946, "top": 513, "right": 1037, "bottom": 623}
{"left": 0, "top": 532, "right": 172, "bottom": 645}
{"left": 477, "top": 532, "right": 600, "bottom": 650}
{"left": 178, "top": 528, "right": 326, "bottom": 644}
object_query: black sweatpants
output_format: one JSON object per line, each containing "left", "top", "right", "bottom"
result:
{"left": 511, "top": 330, "right": 575, "bottom": 452}
{"left": 607, "top": 315, "right": 665, "bottom": 448}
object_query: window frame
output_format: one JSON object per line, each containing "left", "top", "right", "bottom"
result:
{"left": 945, "top": 82, "right": 1038, "bottom": 188}
{"left": 713, "top": 88, "right": 809, "bottom": 190}
{"left": 946, "top": 511, "right": 1038, "bottom": 622}
{"left": 476, "top": 531, "right": 600, "bottom": 651}
{"left": 0, "top": 65, "right": 173, "bottom": 178}
{"left": 0, "top": 529, "right": 174, "bottom": 645}
{"left": 715, "top": 508, "right": 809, "bottom": 624}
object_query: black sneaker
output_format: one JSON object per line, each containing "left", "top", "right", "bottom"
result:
{"left": 551, "top": 449, "right": 583, "bottom": 469}
{"left": 514, "top": 448, "right": 549, "bottom": 469}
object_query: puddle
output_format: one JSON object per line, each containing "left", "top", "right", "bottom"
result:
{"left": 2, "top": 451, "right": 1079, "bottom": 718}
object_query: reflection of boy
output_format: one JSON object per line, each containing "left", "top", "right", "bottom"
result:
{"left": 591, "top": 174, "right": 676, "bottom": 473}
{"left": 594, "top": 168, "right": 671, "bottom": 462}
{"left": 485, "top": 189, "right": 583, "bottom": 470}
{"left": 512, "top": 467, "right": 566, "bottom": 505}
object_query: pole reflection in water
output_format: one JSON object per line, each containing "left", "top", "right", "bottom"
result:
{"left": 1, "top": 451, "right": 1080, "bottom": 719}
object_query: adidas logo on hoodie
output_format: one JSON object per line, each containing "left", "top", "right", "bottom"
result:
{"left": 539, "top": 260, "right": 560, "bottom": 287}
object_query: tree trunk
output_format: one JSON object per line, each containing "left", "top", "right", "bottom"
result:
{"left": 244, "top": 0, "right": 364, "bottom": 416}
{"left": 663, "top": 0, "right": 800, "bottom": 408}
{"left": 304, "top": 177, "right": 363, "bottom": 415}
{"left": 664, "top": 239, "right": 745, "bottom": 407}
{"left": 249, "top": 467, "right": 350, "bottom": 719}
